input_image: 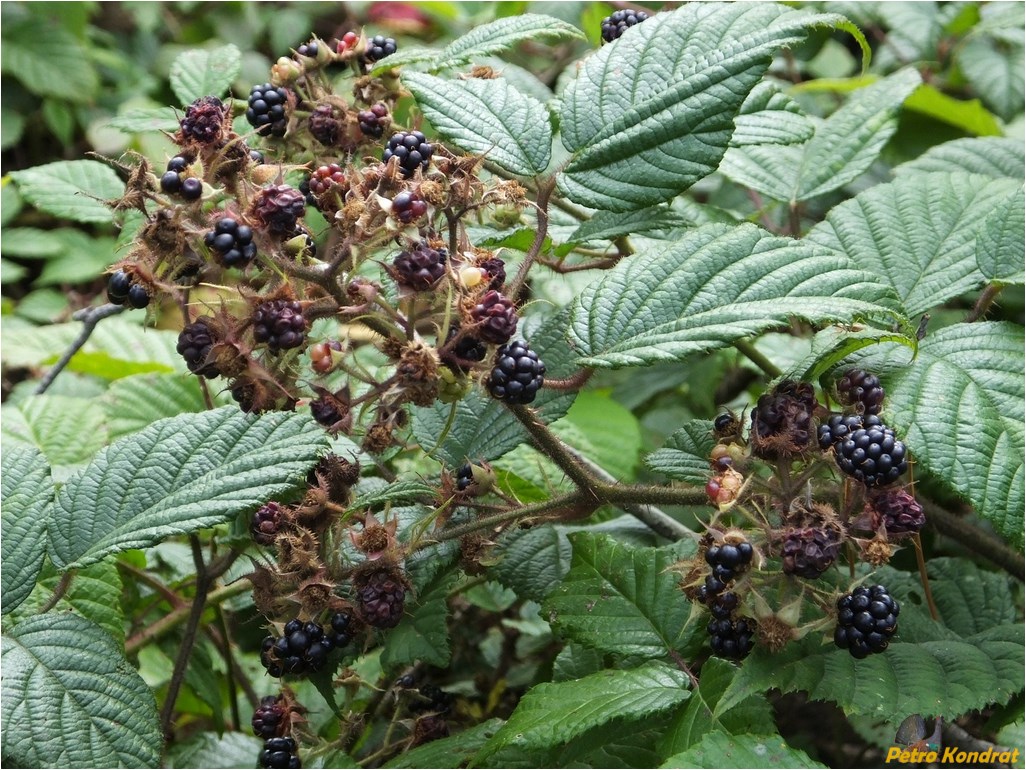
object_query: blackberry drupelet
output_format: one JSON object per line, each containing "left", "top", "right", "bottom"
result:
{"left": 107, "top": 271, "right": 132, "bottom": 304}
{"left": 390, "top": 191, "right": 427, "bottom": 224}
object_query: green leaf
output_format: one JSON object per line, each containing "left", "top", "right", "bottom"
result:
{"left": 645, "top": 420, "right": 716, "bottom": 485}
{"left": 542, "top": 532, "right": 694, "bottom": 659}
{"left": 560, "top": 391, "right": 642, "bottom": 481}
{"left": 49, "top": 407, "right": 330, "bottom": 570}
{"left": 2, "top": 395, "right": 109, "bottom": 479}
{"left": 903, "top": 84, "right": 1002, "bottom": 137}
{"left": 490, "top": 524, "right": 572, "bottom": 602}
{"left": 383, "top": 719, "right": 503, "bottom": 768}
{"left": 473, "top": 661, "right": 691, "bottom": 764}
{"left": 895, "top": 137, "right": 1025, "bottom": 179}
{"left": 169, "top": 45, "right": 242, "bottom": 105}
{"left": 380, "top": 568, "right": 456, "bottom": 670}
{"left": 1, "top": 18, "right": 98, "bottom": 102}
{"left": 806, "top": 172, "right": 1022, "bottom": 315}
{"left": 0, "top": 226, "right": 67, "bottom": 257}
{"left": 0, "top": 447, "right": 53, "bottom": 614}
{"left": 662, "top": 733, "right": 826, "bottom": 769}
{"left": 9, "top": 160, "right": 124, "bottom": 223}
{"left": 558, "top": 5, "right": 865, "bottom": 210}
{"left": 731, "top": 82, "right": 814, "bottom": 146}
{"left": 567, "top": 207, "right": 691, "bottom": 244}
{"left": 106, "top": 107, "right": 181, "bottom": 134}
{"left": 103, "top": 373, "right": 215, "bottom": 440}
{"left": 2, "top": 613, "right": 161, "bottom": 768}
{"left": 346, "top": 480, "right": 436, "bottom": 513}
{"left": 403, "top": 73, "right": 551, "bottom": 176}
{"left": 166, "top": 731, "right": 264, "bottom": 769}
{"left": 786, "top": 327, "right": 918, "bottom": 384}
{"left": 720, "top": 68, "right": 921, "bottom": 202}
{"left": 568, "top": 223, "right": 899, "bottom": 369}
{"left": 956, "top": 9, "right": 1025, "bottom": 122}
{"left": 977, "top": 188, "right": 1025, "bottom": 285}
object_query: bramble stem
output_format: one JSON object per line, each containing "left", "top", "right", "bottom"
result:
{"left": 919, "top": 499, "right": 1024, "bottom": 581}
{"left": 36, "top": 303, "right": 127, "bottom": 394}
{"left": 734, "top": 339, "right": 782, "bottom": 378}
{"left": 508, "top": 177, "right": 555, "bottom": 299}
{"left": 965, "top": 282, "right": 1003, "bottom": 322}
{"left": 911, "top": 533, "right": 940, "bottom": 622}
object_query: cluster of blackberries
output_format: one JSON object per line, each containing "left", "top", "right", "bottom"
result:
{"left": 356, "top": 570, "right": 407, "bottom": 628}
{"left": 383, "top": 131, "right": 433, "bottom": 177}
{"left": 247, "top": 83, "right": 289, "bottom": 137}
{"left": 486, "top": 340, "right": 545, "bottom": 404}
{"left": 818, "top": 414, "right": 907, "bottom": 487}
{"left": 107, "top": 270, "right": 151, "bottom": 309}
{"left": 259, "top": 737, "right": 300, "bottom": 769}
{"left": 391, "top": 191, "right": 428, "bottom": 224}
{"left": 706, "top": 592, "right": 755, "bottom": 661}
{"left": 470, "top": 290, "right": 518, "bottom": 345}
{"left": 177, "top": 318, "right": 220, "bottom": 377}
{"left": 364, "top": 35, "right": 398, "bottom": 62}
{"left": 836, "top": 368, "right": 884, "bottom": 416}
{"left": 260, "top": 614, "right": 353, "bottom": 677}
{"left": 358, "top": 103, "right": 389, "bottom": 138}
{"left": 252, "top": 501, "right": 286, "bottom": 545}
{"left": 834, "top": 585, "right": 899, "bottom": 658}
{"left": 393, "top": 242, "right": 447, "bottom": 290}
{"left": 159, "top": 156, "right": 203, "bottom": 200}
{"left": 600, "top": 9, "right": 650, "bottom": 42}
{"left": 204, "top": 217, "right": 257, "bottom": 268}
{"left": 253, "top": 299, "right": 307, "bottom": 352}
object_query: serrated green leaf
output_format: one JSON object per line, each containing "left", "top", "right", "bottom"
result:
{"left": 103, "top": 373, "right": 215, "bottom": 440}
{"left": 731, "top": 81, "right": 814, "bottom": 146}
{"left": 106, "top": 107, "right": 181, "bottom": 133}
{"left": 567, "top": 207, "right": 691, "bottom": 244}
{"left": 9, "top": 160, "right": 124, "bottom": 223}
{"left": 1, "top": 257, "right": 27, "bottom": 284}
{"left": 895, "top": 137, "right": 1025, "bottom": 178}
{"left": 720, "top": 68, "right": 921, "bottom": 202}
{"left": 716, "top": 625, "right": 1024, "bottom": 722}
{"left": 473, "top": 661, "right": 691, "bottom": 763}
{"left": 170, "top": 45, "right": 242, "bottom": 105}
{"left": 49, "top": 407, "right": 330, "bottom": 570}
{"left": 2, "top": 395, "right": 108, "bottom": 479}
{"left": 31, "top": 229, "right": 117, "bottom": 287}
{"left": 903, "top": 84, "right": 1002, "bottom": 137}
{"left": 807, "top": 172, "right": 1022, "bottom": 315}
{"left": 787, "top": 327, "right": 918, "bottom": 384}
{"left": 0, "top": 227, "right": 67, "bottom": 258}
{"left": 662, "top": 733, "right": 826, "bottom": 769}
{"left": 543, "top": 533, "right": 694, "bottom": 659}
{"left": 490, "top": 524, "right": 572, "bottom": 602}
{"left": 346, "top": 480, "right": 436, "bottom": 514}
{"left": 380, "top": 569, "right": 456, "bottom": 670}
{"left": 2, "top": 613, "right": 162, "bottom": 768}
{"left": 383, "top": 719, "right": 503, "bottom": 768}
{"left": 957, "top": 12, "right": 1025, "bottom": 122}
{"left": 1, "top": 18, "right": 98, "bottom": 102}
{"left": 552, "top": 643, "right": 606, "bottom": 682}
{"left": 166, "top": 731, "right": 264, "bottom": 769}
{"left": 977, "top": 188, "right": 1025, "bottom": 285}
{"left": 0, "top": 447, "right": 53, "bottom": 614}
{"left": 568, "top": 223, "right": 900, "bottom": 369}
{"left": 645, "top": 420, "right": 716, "bottom": 485}
{"left": 558, "top": 5, "right": 864, "bottom": 210}
{"left": 403, "top": 73, "right": 551, "bottom": 176}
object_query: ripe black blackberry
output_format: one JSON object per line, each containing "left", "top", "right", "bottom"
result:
{"left": 393, "top": 242, "right": 447, "bottom": 290}
{"left": 456, "top": 463, "right": 474, "bottom": 492}
{"left": 836, "top": 369, "right": 885, "bottom": 416}
{"left": 252, "top": 695, "right": 287, "bottom": 739}
{"left": 252, "top": 502, "right": 286, "bottom": 545}
{"left": 707, "top": 616, "right": 754, "bottom": 660}
{"left": 834, "top": 584, "right": 899, "bottom": 658}
{"left": 835, "top": 423, "right": 907, "bottom": 487}
{"left": 709, "top": 591, "right": 739, "bottom": 619}
{"left": 250, "top": 149, "right": 266, "bottom": 164}
{"left": 390, "top": 191, "right": 427, "bottom": 224}
{"left": 358, "top": 103, "right": 389, "bottom": 138}
{"left": 252, "top": 184, "right": 306, "bottom": 235}
{"left": 356, "top": 570, "right": 407, "bottom": 629}
{"left": 259, "top": 736, "right": 301, "bottom": 769}
{"left": 260, "top": 619, "right": 332, "bottom": 678}
{"left": 308, "top": 104, "right": 343, "bottom": 147}
{"left": 253, "top": 299, "right": 307, "bottom": 352}
{"left": 310, "top": 396, "right": 343, "bottom": 428}
{"left": 181, "top": 177, "right": 203, "bottom": 201}
{"left": 106, "top": 271, "right": 132, "bottom": 304}
{"left": 328, "top": 610, "right": 354, "bottom": 647}
{"left": 780, "top": 527, "right": 841, "bottom": 579}
{"left": 247, "top": 83, "right": 289, "bottom": 137}
{"left": 600, "top": 9, "right": 650, "bottom": 42}
{"left": 704, "top": 541, "right": 753, "bottom": 581}
{"left": 383, "top": 131, "right": 433, "bottom": 177}
{"left": 750, "top": 380, "right": 816, "bottom": 458}
{"left": 866, "top": 489, "right": 925, "bottom": 536}
{"left": 180, "top": 96, "right": 227, "bottom": 143}
{"left": 204, "top": 217, "right": 257, "bottom": 268}
{"left": 818, "top": 413, "right": 883, "bottom": 450}
{"left": 127, "top": 285, "right": 150, "bottom": 309}
{"left": 470, "top": 290, "right": 518, "bottom": 345}
{"left": 364, "top": 34, "right": 398, "bottom": 62}
{"left": 177, "top": 317, "right": 221, "bottom": 378}
{"left": 487, "top": 340, "right": 545, "bottom": 404}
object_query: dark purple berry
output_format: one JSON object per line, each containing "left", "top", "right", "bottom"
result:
{"left": 470, "top": 290, "right": 518, "bottom": 345}
{"left": 357, "top": 103, "right": 389, "bottom": 138}
{"left": 486, "top": 340, "right": 545, "bottom": 404}
{"left": 601, "top": 9, "right": 650, "bottom": 42}
{"left": 836, "top": 369, "right": 885, "bottom": 416}
{"left": 247, "top": 83, "right": 289, "bottom": 137}
{"left": 392, "top": 241, "right": 447, "bottom": 290}
{"left": 180, "top": 96, "right": 227, "bottom": 143}
{"left": 253, "top": 299, "right": 307, "bottom": 353}
{"left": 160, "top": 170, "right": 182, "bottom": 194}
{"left": 364, "top": 35, "right": 398, "bottom": 63}
{"left": 181, "top": 177, "right": 203, "bottom": 200}
{"left": 383, "top": 130, "right": 432, "bottom": 177}
{"left": 107, "top": 271, "right": 132, "bottom": 304}
{"left": 204, "top": 217, "right": 257, "bottom": 268}
{"left": 834, "top": 585, "right": 899, "bottom": 658}
{"left": 356, "top": 570, "right": 407, "bottom": 629}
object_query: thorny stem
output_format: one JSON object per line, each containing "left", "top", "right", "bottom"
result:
{"left": 506, "top": 403, "right": 599, "bottom": 491}
{"left": 542, "top": 368, "right": 594, "bottom": 391}
{"left": 414, "top": 492, "right": 583, "bottom": 549}
{"left": 668, "top": 649, "right": 700, "bottom": 688}
{"left": 911, "top": 534, "right": 940, "bottom": 621}
{"left": 508, "top": 177, "right": 556, "bottom": 299}
{"left": 965, "top": 282, "right": 1003, "bottom": 322}
{"left": 214, "top": 607, "right": 242, "bottom": 729}
{"left": 38, "top": 572, "right": 74, "bottom": 614}
{"left": 35, "top": 303, "right": 127, "bottom": 394}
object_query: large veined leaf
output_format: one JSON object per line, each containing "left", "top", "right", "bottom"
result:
{"left": 2, "top": 613, "right": 162, "bottom": 768}
{"left": 48, "top": 407, "right": 330, "bottom": 570}
{"left": 1, "top": 17, "right": 98, "bottom": 102}
{"left": 169, "top": 45, "right": 241, "bottom": 105}
{"left": 490, "top": 524, "right": 572, "bottom": 602}
{"left": 558, "top": 4, "right": 866, "bottom": 210}
{"left": 472, "top": 661, "right": 691, "bottom": 764}
{"left": 955, "top": 3, "right": 1025, "bottom": 122}
{"left": 568, "top": 223, "right": 900, "bottom": 368}
{"left": 0, "top": 447, "right": 53, "bottom": 614}
{"left": 894, "top": 136, "right": 1025, "bottom": 179}
{"left": 977, "top": 188, "right": 1025, "bottom": 285}
{"left": 103, "top": 373, "right": 219, "bottom": 440}
{"left": 806, "top": 172, "right": 1022, "bottom": 316}
{"left": 9, "top": 160, "right": 124, "bottom": 223}
{"left": 165, "top": 732, "right": 264, "bottom": 769}
{"left": 403, "top": 72, "right": 551, "bottom": 176}
{"left": 719, "top": 68, "right": 921, "bottom": 202}
{"left": 731, "top": 81, "right": 814, "bottom": 146}
{"left": 662, "top": 733, "right": 825, "bottom": 769}
{"left": 1, "top": 395, "right": 109, "bottom": 480}
{"left": 542, "top": 533, "right": 696, "bottom": 659}
{"left": 645, "top": 420, "right": 716, "bottom": 485}
{"left": 787, "top": 326, "right": 918, "bottom": 384}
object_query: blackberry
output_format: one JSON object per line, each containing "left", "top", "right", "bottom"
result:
{"left": 866, "top": 489, "right": 925, "bottom": 536}
{"left": 250, "top": 149, "right": 266, "bottom": 164}
{"left": 440, "top": 327, "right": 487, "bottom": 372}
{"left": 470, "top": 290, "right": 518, "bottom": 345}
{"left": 834, "top": 584, "right": 899, "bottom": 658}
{"left": 836, "top": 369, "right": 885, "bottom": 416}
{"left": 486, "top": 340, "right": 545, "bottom": 404}
{"left": 160, "top": 170, "right": 182, "bottom": 194}
{"left": 252, "top": 502, "right": 286, "bottom": 545}
{"left": 308, "top": 164, "right": 346, "bottom": 197}
{"left": 328, "top": 610, "right": 354, "bottom": 647}
{"left": 780, "top": 527, "right": 841, "bottom": 579}
{"left": 600, "top": 9, "right": 650, "bottom": 43}
{"left": 707, "top": 616, "right": 754, "bottom": 660}
{"left": 393, "top": 241, "right": 447, "bottom": 290}
{"left": 704, "top": 541, "right": 753, "bottom": 574}
{"left": 252, "top": 184, "right": 306, "bottom": 234}
{"left": 478, "top": 257, "right": 506, "bottom": 290}
{"left": 253, "top": 299, "right": 307, "bottom": 352}
{"left": 252, "top": 695, "right": 286, "bottom": 739}
{"left": 356, "top": 570, "right": 407, "bottom": 629}
{"left": 412, "top": 684, "right": 453, "bottom": 715}
{"left": 364, "top": 34, "right": 398, "bottom": 62}
{"left": 167, "top": 156, "right": 190, "bottom": 173}
{"left": 204, "top": 217, "right": 257, "bottom": 268}
{"left": 259, "top": 736, "right": 301, "bottom": 769}
{"left": 357, "top": 103, "right": 389, "bottom": 138}
{"left": 310, "top": 396, "right": 343, "bottom": 428}
{"left": 126, "top": 283, "right": 150, "bottom": 309}
{"left": 247, "top": 84, "right": 289, "bottom": 137}
{"left": 259, "top": 621, "right": 332, "bottom": 678}
{"left": 709, "top": 591, "right": 739, "bottom": 619}
{"left": 180, "top": 96, "right": 227, "bottom": 144}
{"left": 383, "top": 131, "right": 433, "bottom": 177}
{"left": 750, "top": 380, "right": 816, "bottom": 458}
{"left": 107, "top": 271, "right": 132, "bottom": 304}
{"left": 835, "top": 423, "right": 907, "bottom": 487}
{"left": 308, "top": 104, "right": 343, "bottom": 147}
{"left": 177, "top": 317, "right": 221, "bottom": 378}
{"left": 390, "top": 191, "right": 427, "bottom": 224}
{"left": 181, "top": 177, "right": 203, "bottom": 201}
{"left": 456, "top": 463, "right": 474, "bottom": 492}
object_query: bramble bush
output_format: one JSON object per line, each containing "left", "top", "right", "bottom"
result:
{"left": 1, "top": 1, "right": 1024, "bottom": 768}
